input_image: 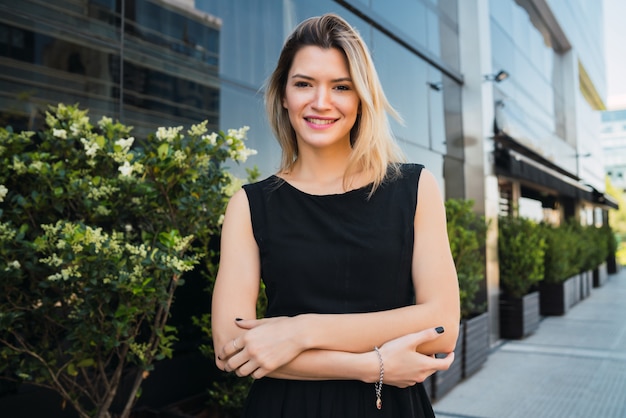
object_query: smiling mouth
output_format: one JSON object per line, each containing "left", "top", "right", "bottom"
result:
{"left": 305, "top": 118, "right": 337, "bottom": 125}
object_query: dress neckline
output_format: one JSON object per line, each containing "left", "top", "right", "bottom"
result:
{"left": 270, "top": 175, "right": 373, "bottom": 198}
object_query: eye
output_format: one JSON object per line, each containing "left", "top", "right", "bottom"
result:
{"left": 294, "top": 81, "right": 310, "bottom": 88}
{"left": 334, "top": 85, "right": 351, "bottom": 91}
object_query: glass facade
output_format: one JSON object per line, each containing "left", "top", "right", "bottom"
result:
{"left": 489, "top": 0, "right": 609, "bottom": 223}
{"left": 0, "top": 0, "right": 463, "bottom": 188}
{"left": 0, "top": 0, "right": 221, "bottom": 138}
{"left": 602, "top": 109, "right": 626, "bottom": 191}
{"left": 489, "top": 0, "right": 571, "bottom": 164}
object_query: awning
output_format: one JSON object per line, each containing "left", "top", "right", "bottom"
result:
{"left": 495, "top": 145, "right": 618, "bottom": 209}
{"left": 495, "top": 146, "right": 594, "bottom": 201}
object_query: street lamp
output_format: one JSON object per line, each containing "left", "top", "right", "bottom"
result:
{"left": 484, "top": 70, "right": 510, "bottom": 82}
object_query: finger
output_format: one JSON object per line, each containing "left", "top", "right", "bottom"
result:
{"left": 220, "top": 337, "right": 244, "bottom": 361}
{"left": 236, "top": 359, "right": 261, "bottom": 378}
{"left": 404, "top": 326, "right": 446, "bottom": 349}
{"left": 435, "top": 351, "right": 455, "bottom": 371}
{"left": 225, "top": 350, "right": 248, "bottom": 373}
{"left": 234, "top": 317, "right": 263, "bottom": 330}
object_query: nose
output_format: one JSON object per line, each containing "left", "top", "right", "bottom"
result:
{"left": 312, "top": 87, "right": 331, "bottom": 110}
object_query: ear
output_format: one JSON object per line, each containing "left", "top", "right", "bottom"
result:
{"left": 282, "top": 97, "right": 287, "bottom": 109}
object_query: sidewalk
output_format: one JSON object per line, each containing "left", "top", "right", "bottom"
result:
{"left": 433, "top": 269, "right": 626, "bottom": 418}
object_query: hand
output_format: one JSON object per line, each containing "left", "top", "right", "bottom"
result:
{"left": 376, "top": 327, "right": 455, "bottom": 388}
{"left": 219, "top": 316, "right": 306, "bottom": 379}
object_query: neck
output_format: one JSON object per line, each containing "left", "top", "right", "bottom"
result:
{"left": 280, "top": 146, "right": 362, "bottom": 194}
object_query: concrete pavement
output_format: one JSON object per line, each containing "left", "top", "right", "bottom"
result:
{"left": 433, "top": 269, "right": 626, "bottom": 418}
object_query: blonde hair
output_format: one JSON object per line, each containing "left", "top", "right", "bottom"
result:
{"left": 265, "top": 13, "right": 406, "bottom": 193}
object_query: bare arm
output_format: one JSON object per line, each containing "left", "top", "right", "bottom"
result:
{"left": 229, "top": 328, "right": 455, "bottom": 388}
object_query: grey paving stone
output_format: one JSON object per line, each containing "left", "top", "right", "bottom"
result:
{"left": 433, "top": 270, "right": 626, "bottom": 418}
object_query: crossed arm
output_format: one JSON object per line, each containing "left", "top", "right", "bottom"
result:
{"left": 211, "top": 170, "right": 460, "bottom": 387}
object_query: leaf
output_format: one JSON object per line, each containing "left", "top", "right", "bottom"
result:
{"left": 66, "top": 363, "right": 78, "bottom": 376}
{"left": 157, "top": 143, "right": 169, "bottom": 160}
{"left": 77, "top": 358, "right": 95, "bottom": 368}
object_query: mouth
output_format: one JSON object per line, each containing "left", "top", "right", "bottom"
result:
{"left": 305, "top": 117, "right": 337, "bottom": 126}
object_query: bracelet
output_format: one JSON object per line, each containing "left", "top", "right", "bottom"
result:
{"left": 373, "top": 346, "right": 384, "bottom": 410}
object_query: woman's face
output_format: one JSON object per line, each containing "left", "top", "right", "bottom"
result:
{"left": 282, "top": 46, "right": 360, "bottom": 153}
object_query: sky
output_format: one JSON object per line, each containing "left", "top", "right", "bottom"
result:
{"left": 604, "top": 0, "right": 626, "bottom": 109}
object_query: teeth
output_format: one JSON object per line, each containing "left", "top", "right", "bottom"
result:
{"left": 306, "top": 118, "right": 334, "bottom": 125}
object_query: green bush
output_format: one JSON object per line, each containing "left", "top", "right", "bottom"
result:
{"left": 541, "top": 222, "right": 580, "bottom": 284}
{"left": 0, "top": 104, "right": 256, "bottom": 418}
{"left": 542, "top": 220, "right": 616, "bottom": 284}
{"left": 445, "top": 198, "right": 488, "bottom": 318}
{"left": 498, "top": 216, "right": 546, "bottom": 299}
{"left": 605, "top": 225, "right": 618, "bottom": 258}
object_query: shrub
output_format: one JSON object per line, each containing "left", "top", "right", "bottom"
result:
{"left": 541, "top": 222, "right": 580, "bottom": 284}
{"left": 0, "top": 104, "right": 256, "bottom": 418}
{"left": 445, "top": 198, "right": 488, "bottom": 318}
{"left": 498, "top": 216, "right": 546, "bottom": 299}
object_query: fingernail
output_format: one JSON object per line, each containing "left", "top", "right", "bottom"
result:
{"left": 435, "top": 326, "right": 445, "bottom": 334}
{"left": 235, "top": 318, "right": 243, "bottom": 321}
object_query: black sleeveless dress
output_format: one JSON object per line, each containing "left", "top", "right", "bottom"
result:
{"left": 240, "top": 163, "right": 434, "bottom": 418}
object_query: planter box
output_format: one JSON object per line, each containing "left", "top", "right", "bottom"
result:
{"left": 572, "top": 274, "right": 581, "bottom": 306}
{"left": 423, "top": 375, "right": 433, "bottom": 400}
{"left": 593, "top": 263, "right": 608, "bottom": 287}
{"left": 499, "top": 291, "right": 540, "bottom": 339}
{"left": 582, "top": 269, "right": 595, "bottom": 299}
{"left": 607, "top": 255, "right": 619, "bottom": 275}
{"left": 431, "top": 323, "right": 464, "bottom": 400}
{"left": 463, "top": 312, "right": 489, "bottom": 378}
{"left": 579, "top": 271, "right": 586, "bottom": 300}
{"left": 540, "top": 274, "right": 577, "bottom": 316}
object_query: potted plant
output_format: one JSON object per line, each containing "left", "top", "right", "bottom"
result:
{"left": 539, "top": 220, "right": 585, "bottom": 315}
{"left": 498, "top": 216, "right": 545, "bottom": 339}
{"left": 593, "top": 225, "right": 614, "bottom": 287}
{"left": 446, "top": 199, "right": 489, "bottom": 379}
{"left": 0, "top": 104, "right": 257, "bottom": 418}
{"left": 429, "top": 199, "right": 489, "bottom": 399}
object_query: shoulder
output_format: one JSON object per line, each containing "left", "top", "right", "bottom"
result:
{"left": 242, "top": 175, "right": 283, "bottom": 195}
{"left": 414, "top": 167, "right": 445, "bottom": 213}
{"left": 224, "top": 188, "right": 251, "bottom": 218}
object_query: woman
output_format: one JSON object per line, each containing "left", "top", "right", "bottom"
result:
{"left": 212, "top": 13, "right": 460, "bottom": 418}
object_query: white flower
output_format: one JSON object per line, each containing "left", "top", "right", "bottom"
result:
{"left": 188, "top": 120, "right": 208, "bottom": 136}
{"left": 118, "top": 161, "right": 133, "bottom": 177}
{"left": 202, "top": 132, "right": 218, "bottom": 146}
{"left": 0, "top": 184, "right": 7, "bottom": 202}
{"left": 115, "top": 137, "right": 135, "bottom": 153}
{"left": 228, "top": 126, "right": 249, "bottom": 141}
{"left": 81, "top": 137, "right": 101, "bottom": 157}
{"left": 4, "top": 260, "right": 20, "bottom": 271}
{"left": 98, "top": 116, "right": 113, "bottom": 128}
{"left": 70, "top": 124, "right": 81, "bottom": 136}
{"left": 156, "top": 126, "right": 183, "bottom": 142}
{"left": 53, "top": 128, "right": 67, "bottom": 139}
{"left": 174, "top": 150, "right": 187, "bottom": 166}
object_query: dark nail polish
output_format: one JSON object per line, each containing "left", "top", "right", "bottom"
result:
{"left": 435, "top": 326, "right": 445, "bottom": 334}
{"left": 235, "top": 317, "right": 243, "bottom": 321}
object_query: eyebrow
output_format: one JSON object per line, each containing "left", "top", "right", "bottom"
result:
{"left": 290, "top": 74, "right": 353, "bottom": 83}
